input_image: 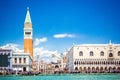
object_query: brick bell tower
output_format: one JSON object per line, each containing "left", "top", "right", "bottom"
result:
{"left": 24, "top": 7, "right": 33, "bottom": 59}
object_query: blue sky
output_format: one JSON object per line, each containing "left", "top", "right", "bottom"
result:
{"left": 0, "top": 0, "right": 120, "bottom": 53}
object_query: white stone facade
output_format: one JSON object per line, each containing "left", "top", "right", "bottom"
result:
{"left": 66, "top": 42, "right": 120, "bottom": 72}
{"left": 12, "top": 52, "right": 32, "bottom": 72}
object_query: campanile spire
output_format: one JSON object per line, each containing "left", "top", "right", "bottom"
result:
{"left": 24, "top": 7, "right": 32, "bottom": 24}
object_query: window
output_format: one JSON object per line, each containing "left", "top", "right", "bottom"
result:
{"left": 24, "top": 58, "right": 26, "bottom": 63}
{"left": 90, "top": 51, "right": 93, "bottom": 56}
{"left": 100, "top": 51, "right": 104, "bottom": 56}
{"left": 118, "top": 51, "right": 120, "bottom": 56}
{"left": 74, "top": 61, "right": 76, "bottom": 65}
{"left": 79, "top": 51, "right": 83, "bottom": 56}
{"left": 109, "top": 53, "right": 113, "bottom": 57}
{"left": 14, "top": 58, "right": 17, "bottom": 63}
{"left": 8, "top": 53, "right": 10, "bottom": 56}
{"left": 25, "top": 32, "right": 31, "bottom": 35}
{"left": 19, "top": 58, "right": 21, "bottom": 63}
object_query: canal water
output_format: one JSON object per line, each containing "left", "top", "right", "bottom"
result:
{"left": 0, "top": 73, "right": 120, "bottom": 80}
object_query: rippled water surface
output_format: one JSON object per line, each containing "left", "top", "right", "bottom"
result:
{"left": 0, "top": 74, "right": 120, "bottom": 80}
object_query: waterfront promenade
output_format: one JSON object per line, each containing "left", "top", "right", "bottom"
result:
{"left": 0, "top": 73, "right": 120, "bottom": 80}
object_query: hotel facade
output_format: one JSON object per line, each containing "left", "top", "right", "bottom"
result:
{"left": 66, "top": 41, "right": 120, "bottom": 73}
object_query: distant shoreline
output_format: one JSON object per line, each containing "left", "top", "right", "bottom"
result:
{"left": 0, "top": 73, "right": 120, "bottom": 77}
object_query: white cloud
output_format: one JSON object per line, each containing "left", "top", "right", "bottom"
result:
{"left": 33, "top": 47, "right": 60, "bottom": 63}
{"left": 0, "top": 43, "right": 23, "bottom": 52}
{"left": 34, "top": 37, "right": 47, "bottom": 46}
{"left": 53, "top": 33, "right": 75, "bottom": 38}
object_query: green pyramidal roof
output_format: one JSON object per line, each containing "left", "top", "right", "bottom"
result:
{"left": 24, "top": 7, "right": 32, "bottom": 24}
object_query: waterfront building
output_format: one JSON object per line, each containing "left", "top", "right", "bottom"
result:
{"left": 54, "top": 57, "right": 66, "bottom": 72}
{"left": 39, "top": 60, "right": 54, "bottom": 74}
{"left": 50, "top": 60, "right": 62, "bottom": 73}
{"left": 49, "top": 54, "right": 67, "bottom": 73}
{"left": 40, "top": 60, "right": 47, "bottom": 73}
{"left": 33, "top": 61, "right": 40, "bottom": 73}
{"left": 0, "top": 49, "right": 13, "bottom": 70}
{"left": 40, "top": 61, "right": 55, "bottom": 74}
{"left": 12, "top": 52, "right": 32, "bottom": 72}
{"left": 61, "top": 55, "right": 67, "bottom": 72}
{"left": 24, "top": 7, "right": 33, "bottom": 59}
{"left": 66, "top": 41, "right": 120, "bottom": 73}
